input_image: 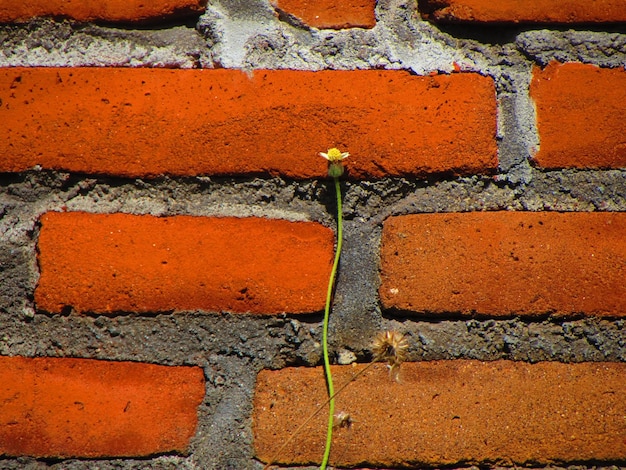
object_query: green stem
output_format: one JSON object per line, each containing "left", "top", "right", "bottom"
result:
{"left": 321, "top": 176, "right": 343, "bottom": 470}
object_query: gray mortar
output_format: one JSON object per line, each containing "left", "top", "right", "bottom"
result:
{"left": 0, "top": 20, "right": 213, "bottom": 68}
{"left": 2, "top": 0, "right": 626, "bottom": 468}
{"left": 517, "top": 29, "right": 626, "bottom": 67}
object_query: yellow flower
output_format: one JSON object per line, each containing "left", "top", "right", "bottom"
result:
{"left": 319, "top": 148, "right": 350, "bottom": 163}
{"left": 320, "top": 147, "right": 349, "bottom": 177}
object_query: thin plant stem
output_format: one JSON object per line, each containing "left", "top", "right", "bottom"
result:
{"left": 262, "top": 360, "right": 379, "bottom": 470}
{"left": 320, "top": 175, "right": 343, "bottom": 470}
{"left": 262, "top": 175, "right": 346, "bottom": 470}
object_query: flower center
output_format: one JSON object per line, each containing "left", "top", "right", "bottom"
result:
{"left": 326, "top": 148, "right": 344, "bottom": 162}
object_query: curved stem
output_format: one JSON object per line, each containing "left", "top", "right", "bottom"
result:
{"left": 320, "top": 176, "right": 343, "bottom": 470}
{"left": 262, "top": 360, "right": 378, "bottom": 470}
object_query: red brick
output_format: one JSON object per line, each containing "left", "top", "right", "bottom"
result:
{"left": 272, "top": 0, "right": 376, "bottom": 29}
{"left": 35, "top": 212, "right": 334, "bottom": 315}
{"left": 254, "top": 360, "right": 626, "bottom": 467}
{"left": 0, "top": 68, "right": 497, "bottom": 179}
{"left": 531, "top": 62, "right": 626, "bottom": 169}
{"left": 418, "top": 0, "right": 626, "bottom": 23}
{"left": 379, "top": 212, "right": 626, "bottom": 317}
{"left": 0, "top": 0, "right": 205, "bottom": 23}
{"left": 0, "top": 356, "right": 204, "bottom": 458}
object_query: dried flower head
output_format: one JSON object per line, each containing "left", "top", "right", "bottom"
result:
{"left": 372, "top": 330, "right": 408, "bottom": 381}
{"left": 320, "top": 147, "right": 349, "bottom": 178}
{"left": 333, "top": 411, "right": 354, "bottom": 430}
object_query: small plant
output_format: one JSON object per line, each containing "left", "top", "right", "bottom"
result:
{"left": 318, "top": 147, "right": 349, "bottom": 470}
{"left": 262, "top": 149, "right": 409, "bottom": 470}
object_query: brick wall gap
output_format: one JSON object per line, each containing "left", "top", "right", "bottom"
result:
{"left": 381, "top": 308, "right": 572, "bottom": 322}
{"left": 424, "top": 22, "right": 525, "bottom": 44}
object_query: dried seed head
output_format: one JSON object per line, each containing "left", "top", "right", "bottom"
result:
{"left": 372, "top": 330, "right": 408, "bottom": 365}
{"left": 333, "top": 411, "right": 353, "bottom": 430}
{"left": 372, "top": 330, "right": 408, "bottom": 381}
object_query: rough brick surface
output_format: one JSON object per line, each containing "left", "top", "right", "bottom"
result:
{"left": 254, "top": 360, "right": 626, "bottom": 467}
{"left": 418, "top": 0, "right": 626, "bottom": 23}
{"left": 0, "top": 356, "right": 204, "bottom": 458}
{"left": 0, "top": 68, "right": 497, "bottom": 179}
{"left": 531, "top": 62, "right": 626, "bottom": 169}
{"left": 35, "top": 212, "right": 333, "bottom": 315}
{"left": 0, "top": 0, "right": 205, "bottom": 23}
{"left": 272, "top": 0, "right": 376, "bottom": 29}
{"left": 379, "top": 212, "right": 626, "bottom": 317}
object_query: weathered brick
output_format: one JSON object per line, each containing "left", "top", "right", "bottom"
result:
{"left": 35, "top": 212, "right": 333, "bottom": 315}
{"left": 379, "top": 212, "right": 626, "bottom": 317}
{"left": 272, "top": 0, "right": 376, "bottom": 29}
{"left": 0, "top": 0, "right": 205, "bottom": 23}
{"left": 0, "top": 68, "right": 497, "bottom": 179}
{"left": 418, "top": 0, "right": 626, "bottom": 23}
{"left": 254, "top": 360, "right": 626, "bottom": 467}
{"left": 531, "top": 62, "right": 626, "bottom": 169}
{"left": 0, "top": 356, "right": 204, "bottom": 458}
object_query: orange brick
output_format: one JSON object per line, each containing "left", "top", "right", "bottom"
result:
{"left": 35, "top": 212, "right": 334, "bottom": 315}
{"left": 0, "top": 68, "right": 497, "bottom": 179}
{"left": 0, "top": 356, "right": 204, "bottom": 458}
{"left": 0, "top": 0, "right": 205, "bottom": 23}
{"left": 418, "top": 0, "right": 626, "bottom": 23}
{"left": 531, "top": 62, "right": 626, "bottom": 169}
{"left": 254, "top": 360, "right": 626, "bottom": 467}
{"left": 272, "top": 0, "right": 376, "bottom": 29}
{"left": 379, "top": 212, "right": 626, "bottom": 317}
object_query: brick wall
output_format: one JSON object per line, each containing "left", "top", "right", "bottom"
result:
{"left": 1, "top": 1, "right": 625, "bottom": 469}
